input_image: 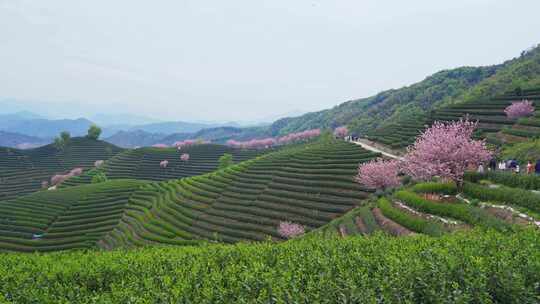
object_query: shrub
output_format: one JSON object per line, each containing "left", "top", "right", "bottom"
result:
{"left": 463, "top": 182, "right": 540, "bottom": 213}
{"left": 411, "top": 182, "right": 457, "bottom": 195}
{"left": 277, "top": 221, "right": 305, "bottom": 239}
{"left": 356, "top": 158, "right": 401, "bottom": 190}
{"left": 379, "top": 198, "right": 444, "bottom": 236}
{"left": 218, "top": 153, "right": 233, "bottom": 170}
{"left": 504, "top": 100, "right": 535, "bottom": 119}
{"left": 464, "top": 171, "right": 540, "bottom": 190}
{"left": 0, "top": 230, "right": 538, "bottom": 302}
{"left": 395, "top": 190, "right": 510, "bottom": 231}
{"left": 86, "top": 124, "right": 102, "bottom": 140}
{"left": 91, "top": 172, "right": 108, "bottom": 184}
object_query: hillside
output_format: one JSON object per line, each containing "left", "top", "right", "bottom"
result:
{"left": 0, "top": 131, "right": 49, "bottom": 149}
{"left": 0, "top": 138, "right": 380, "bottom": 252}
{"left": 0, "top": 137, "right": 124, "bottom": 201}
{"left": 63, "top": 143, "right": 272, "bottom": 188}
{"left": 104, "top": 130, "right": 169, "bottom": 148}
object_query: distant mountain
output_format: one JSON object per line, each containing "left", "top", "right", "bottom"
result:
{"left": 127, "top": 121, "right": 238, "bottom": 134}
{"left": 90, "top": 113, "right": 162, "bottom": 127}
{"left": 1, "top": 118, "right": 94, "bottom": 138}
{"left": 104, "top": 130, "right": 168, "bottom": 148}
{"left": 0, "top": 131, "right": 49, "bottom": 149}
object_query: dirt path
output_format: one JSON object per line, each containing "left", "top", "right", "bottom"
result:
{"left": 351, "top": 138, "right": 404, "bottom": 161}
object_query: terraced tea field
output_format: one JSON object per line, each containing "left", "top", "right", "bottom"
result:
{"left": 62, "top": 144, "right": 272, "bottom": 187}
{"left": 314, "top": 175, "right": 540, "bottom": 238}
{"left": 0, "top": 180, "right": 146, "bottom": 252}
{"left": 0, "top": 138, "right": 123, "bottom": 201}
{"left": 0, "top": 139, "right": 381, "bottom": 252}
{"left": 364, "top": 88, "right": 540, "bottom": 148}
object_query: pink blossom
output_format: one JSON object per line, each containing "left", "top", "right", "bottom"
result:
{"left": 50, "top": 167, "right": 84, "bottom": 186}
{"left": 401, "top": 119, "right": 492, "bottom": 184}
{"left": 94, "top": 160, "right": 104, "bottom": 168}
{"left": 152, "top": 143, "right": 169, "bottom": 148}
{"left": 504, "top": 100, "right": 535, "bottom": 119}
{"left": 159, "top": 160, "right": 169, "bottom": 168}
{"left": 226, "top": 129, "right": 321, "bottom": 149}
{"left": 355, "top": 158, "right": 401, "bottom": 189}
{"left": 180, "top": 153, "right": 190, "bottom": 161}
{"left": 334, "top": 126, "right": 348, "bottom": 137}
{"left": 277, "top": 221, "right": 305, "bottom": 239}
{"left": 51, "top": 174, "right": 68, "bottom": 186}
{"left": 69, "top": 168, "right": 83, "bottom": 176}
{"left": 41, "top": 181, "right": 49, "bottom": 189}
{"left": 174, "top": 139, "right": 209, "bottom": 149}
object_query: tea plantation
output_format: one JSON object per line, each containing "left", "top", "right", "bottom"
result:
{"left": 62, "top": 143, "right": 271, "bottom": 187}
{"left": 0, "top": 138, "right": 123, "bottom": 201}
{"left": 365, "top": 88, "right": 540, "bottom": 148}
{"left": 0, "top": 229, "right": 538, "bottom": 303}
{"left": 0, "top": 139, "right": 380, "bottom": 252}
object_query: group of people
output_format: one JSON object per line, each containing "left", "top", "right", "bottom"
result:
{"left": 478, "top": 158, "right": 540, "bottom": 174}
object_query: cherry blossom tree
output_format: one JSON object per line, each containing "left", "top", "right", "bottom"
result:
{"left": 69, "top": 168, "right": 83, "bottom": 176}
{"left": 401, "top": 119, "right": 492, "bottom": 185}
{"left": 355, "top": 158, "right": 401, "bottom": 190}
{"left": 94, "top": 160, "right": 104, "bottom": 168}
{"left": 50, "top": 167, "right": 83, "bottom": 186}
{"left": 159, "top": 160, "right": 169, "bottom": 168}
{"left": 277, "top": 221, "right": 305, "bottom": 239}
{"left": 180, "top": 153, "right": 190, "bottom": 161}
{"left": 504, "top": 100, "right": 535, "bottom": 119}
{"left": 334, "top": 126, "right": 348, "bottom": 138}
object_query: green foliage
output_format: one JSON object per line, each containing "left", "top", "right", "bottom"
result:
{"left": 395, "top": 190, "right": 511, "bottom": 231}
{"left": 86, "top": 124, "right": 102, "bottom": 140}
{"left": 53, "top": 131, "right": 71, "bottom": 151}
{"left": 218, "top": 153, "right": 234, "bottom": 170}
{"left": 91, "top": 172, "right": 108, "bottom": 184}
{"left": 60, "top": 131, "right": 71, "bottom": 143}
{"left": 502, "top": 138, "right": 540, "bottom": 163}
{"left": 53, "top": 136, "right": 65, "bottom": 151}
{"left": 465, "top": 171, "right": 540, "bottom": 190}
{"left": 0, "top": 229, "right": 538, "bottom": 302}
{"left": 411, "top": 182, "right": 458, "bottom": 195}
{"left": 378, "top": 198, "right": 444, "bottom": 236}
{"left": 463, "top": 182, "right": 540, "bottom": 213}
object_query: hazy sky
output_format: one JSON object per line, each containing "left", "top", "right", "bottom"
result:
{"left": 1, "top": 0, "right": 539, "bottom": 122}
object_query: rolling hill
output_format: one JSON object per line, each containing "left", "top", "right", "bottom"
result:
{"left": 0, "top": 137, "right": 124, "bottom": 201}
{"left": 0, "top": 138, "right": 380, "bottom": 252}
{"left": 62, "top": 143, "right": 273, "bottom": 187}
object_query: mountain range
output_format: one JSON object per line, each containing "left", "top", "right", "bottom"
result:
{"left": 2, "top": 45, "right": 540, "bottom": 148}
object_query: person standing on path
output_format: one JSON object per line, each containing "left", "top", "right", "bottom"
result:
{"left": 536, "top": 160, "right": 540, "bottom": 175}
{"left": 527, "top": 161, "right": 534, "bottom": 174}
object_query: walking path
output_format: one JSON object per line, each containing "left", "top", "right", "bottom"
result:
{"left": 351, "top": 138, "right": 404, "bottom": 161}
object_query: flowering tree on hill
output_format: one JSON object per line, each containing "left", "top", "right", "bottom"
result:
{"left": 152, "top": 144, "right": 169, "bottom": 148}
{"left": 278, "top": 221, "right": 305, "bottom": 239}
{"left": 159, "top": 160, "right": 169, "bottom": 168}
{"left": 180, "top": 153, "right": 190, "bottom": 161}
{"left": 401, "top": 119, "right": 492, "bottom": 185}
{"left": 355, "top": 158, "right": 401, "bottom": 190}
{"left": 504, "top": 100, "right": 535, "bottom": 119}
{"left": 334, "top": 126, "right": 348, "bottom": 138}
{"left": 226, "top": 129, "right": 321, "bottom": 149}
